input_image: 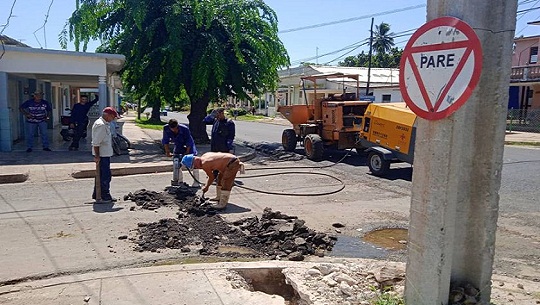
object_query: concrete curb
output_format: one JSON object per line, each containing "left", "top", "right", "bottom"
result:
{"left": 504, "top": 140, "right": 540, "bottom": 146}
{"left": 0, "top": 173, "right": 28, "bottom": 184}
{"left": 71, "top": 164, "right": 174, "bottom": 179}
{"left": 70, "top": 149, "right": 258, "bottom": 179}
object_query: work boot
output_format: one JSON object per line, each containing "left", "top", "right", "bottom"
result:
{"left": 191, "top": 169, "right": 201, "bottom": 188}
{"left": 213, "top": 190, "right": 230, "bottom": 210}
{"left": 210, "top": 186, "right": 222, "bottom": 202}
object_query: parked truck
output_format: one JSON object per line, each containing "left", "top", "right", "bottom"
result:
{"left": 357, "top": 102, "right": 417, "bottom": 176}
{"left": 278, "top": 73, "right": 370, "bottom": 160}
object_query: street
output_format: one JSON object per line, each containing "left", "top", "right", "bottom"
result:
{"left": 0, "top": 114, "right": 538, "bottom": 288}
{"left": 168, "top": 111, "right": 540, "bottom": 279}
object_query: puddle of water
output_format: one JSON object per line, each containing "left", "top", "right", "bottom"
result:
{"left": 362, "top": 228, "right": 408, "bottom": 251}
{"left": 330, "top": 235, "right": 389, "bottom": 258}
{"left": 217, "top": 245, "right": 258, "bottom": 255}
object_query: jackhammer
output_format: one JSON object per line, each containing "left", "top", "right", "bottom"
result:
{"left": 171, "top": 154, "right": 201, "bottom": 187}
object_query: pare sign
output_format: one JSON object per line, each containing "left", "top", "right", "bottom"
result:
{"left": 399, "top": 16, "right": 483, "bottom": 120}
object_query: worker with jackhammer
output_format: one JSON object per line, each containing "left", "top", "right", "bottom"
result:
{"left": 162, "top": 119, "right": 200, "bottom": 187}
{"left": 181, "top": 152, "right": 243, "bottom": 210}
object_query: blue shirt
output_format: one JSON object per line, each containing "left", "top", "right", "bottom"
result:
{"left": 162, "top": 124, "right": 197, "bottom": 155}
{"left": 70, "top": 97, "right": 99, "bottom": 124}
{"left": 20, "top": 99, "right": 52, "bottom": 123}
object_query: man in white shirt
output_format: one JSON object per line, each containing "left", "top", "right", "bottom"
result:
{"left": 92, "top": 107, "right": 119, "bottom": 203}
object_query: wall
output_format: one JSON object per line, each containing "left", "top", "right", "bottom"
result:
{"left": 372, "top": 87, "right": 403, "bottom": 103}
{"left": 512, "top": 36, "right": 540, "bottom": 66}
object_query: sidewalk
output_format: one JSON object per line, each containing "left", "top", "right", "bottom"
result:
{"left": 0, "top": 115, "right": 255, "bottom": 184}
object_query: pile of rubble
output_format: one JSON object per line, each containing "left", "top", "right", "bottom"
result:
{"left": 124, "top": 189, "right": 177, "bottom": 210}
{"left": 127, "top": 187, "right": 337, "bottom": 261}
{"left": 282, "top": 261, "right": 406, "bottom": 305}
{"left": 232, "top": 208, "right": 337, "bottom": 261}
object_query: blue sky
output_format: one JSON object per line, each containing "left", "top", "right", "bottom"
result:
{"left": 1, "top": 0, "right": 539, "bottom": 66}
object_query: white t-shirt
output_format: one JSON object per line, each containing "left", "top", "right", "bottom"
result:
{"left": 91, "top": 117, "right": 113, "bottom": 157}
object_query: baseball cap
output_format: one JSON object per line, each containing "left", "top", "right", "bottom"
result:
{"left": 103, "top": 107, "right": 120, "bottom": 118}
{"left": 33, "top": 90, "right": 43, "bottom": 95}
{"left": 181, "top": 154, "right": 195, "bottom": 169}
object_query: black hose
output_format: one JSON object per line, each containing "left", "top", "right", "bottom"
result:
{"left": 233, "top": 171, "right": 345, "bottom": 196}
{"left": 185, "top": 143, "right": 360, "bottom": 197}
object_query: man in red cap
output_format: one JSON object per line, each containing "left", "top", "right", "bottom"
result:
{"left": 91, "top": 107, "right": 120, "bottom": 203}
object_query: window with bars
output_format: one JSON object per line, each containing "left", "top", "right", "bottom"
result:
{"left": 530, "top": 46, "right": 538, "bottom": 64}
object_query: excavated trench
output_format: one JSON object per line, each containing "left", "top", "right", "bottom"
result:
{"left": 124, "top": 187, "right": 337, "bottom": 261}
{"left": 233, "top": 268, "right": 301, "bottom": 305}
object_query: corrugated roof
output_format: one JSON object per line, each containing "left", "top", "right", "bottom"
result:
{"left": 0, "top": 35, "right": 31, "bottom": 47}
{"left": 279, "top": 65, "right": 399, "bottom": 86}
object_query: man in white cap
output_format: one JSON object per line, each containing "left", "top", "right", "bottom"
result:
{"left": 91, "top": 107, "right": 120, "bottom": 203}
{"left": 181, "top": 152, "right": 242, "bottom": 210}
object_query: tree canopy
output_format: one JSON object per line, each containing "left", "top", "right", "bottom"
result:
{"left": 339, "top": 22, "right": 401, "bottom": 68}
{"left": 64, "top": 0, "right": 289, "bottom": 141}
{"left": 339, "top": 48, "right": 402, "bottom": 68}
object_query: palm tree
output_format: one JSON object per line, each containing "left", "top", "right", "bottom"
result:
{"left": 373, "top": 22, "right": 395, "bottom": 54}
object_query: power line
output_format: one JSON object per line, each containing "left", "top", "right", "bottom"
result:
{"left": 279, "top": 4, "right": 426, "bottom": 34}
{"left": 517, "top": 4, "right": 540, "bottom": 15}
{"left": 33, "top": 0, "right": 54, "bottom": 48}
{"left": 0, "top": 0, "right": 18, "bottom": 60}
{"left": 324, "top": 41, "right": 371, "bottom": 65}
{"left": 290, "top": 27, "right": 417, "bottom": 65}
{"left": 290, "top": 39, "right": 369, "bottom": 65}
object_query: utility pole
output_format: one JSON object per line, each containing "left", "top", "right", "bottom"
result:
{"left": 366, "top": 17, "right": 374, "bottom": 96}
{"left": 404, "top": 1, "right": 517, "bottom": 305}
{"left": 316, "top": 47, "right": 319, "bottom": 65}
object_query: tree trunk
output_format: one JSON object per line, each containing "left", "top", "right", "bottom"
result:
{"left": 150, "top": 99, "right": 162, "bottom": 123}
{"left": 188, "top": 94, "right": 210, "bottom": 144}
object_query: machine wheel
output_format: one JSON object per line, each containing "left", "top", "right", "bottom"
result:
{"left": 367, "top": 151, "right": 390, "bottom": 176}
{"left": 282, "top": 129, "right": 297, "bottom": 151}
{"left": 304, "top": 134, "right": 324, "bottom": 161}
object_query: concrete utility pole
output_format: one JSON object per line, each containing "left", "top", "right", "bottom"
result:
{"left": 405, "top": 1, "right": 517, "bottom": 305}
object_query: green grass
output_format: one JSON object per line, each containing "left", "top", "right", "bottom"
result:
{"left": 231, "top": 114, "right": 266, "bottom": 122}
{"left": 372, "top": 292, "right": 405, "bottom": 305}
{"left": 135, "top": 118, "right": 167, "bottom": 130}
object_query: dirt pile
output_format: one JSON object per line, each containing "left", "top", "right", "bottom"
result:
{"left": 127, "top": 188, "right": 337, "bottom": 261}
{"left": 124, "top": 189, "right": 177, "bottom": 210}
{"left": 232, "top": 208, "right": 337, "bottom": 261}
{"left": 282, "top": 261, "right": 406, "bottom": 305}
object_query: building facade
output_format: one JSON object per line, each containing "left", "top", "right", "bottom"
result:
{"left": 0, "top": 44, "right": 124, "bottom": 152}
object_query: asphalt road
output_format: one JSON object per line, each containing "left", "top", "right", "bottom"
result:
{"left": 167, "top": 111, "right": 540, "bottom": 280}
{"left": 0, "top": 111, "right": 537, "bottom": 285}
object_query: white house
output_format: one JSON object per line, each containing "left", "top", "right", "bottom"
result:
{"left": 0, "top": 42, "right": 125, "bottom": 152}
{"left": 266, "top": 65, "right": 402, "bottom": 116}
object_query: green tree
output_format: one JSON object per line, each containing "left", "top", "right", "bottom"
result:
{"left": 339, "top": 48, "right": 402, "bottom": 68}
{"left": 373, "top": 22, "right": 395, "bottom": 54}
{"left": 64, "top": 0, "right": 289, "bottom": 141}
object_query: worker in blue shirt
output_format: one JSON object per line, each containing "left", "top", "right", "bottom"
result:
{"left": 162, "top": 119, "right": 199, "bottom": 186}
{"left": 69, "top": 95, "right": 99, "bottom": 150}
{"left": 203, "top": 108, "right": 235, "bottom": 153}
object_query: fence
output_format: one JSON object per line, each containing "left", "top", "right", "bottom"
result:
{"left": 507, "top": 108, "right": 540, "bottom": 133}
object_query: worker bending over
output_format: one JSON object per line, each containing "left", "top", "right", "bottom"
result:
{"left": 181, "top": 152, "right": 242, "bottom": 210}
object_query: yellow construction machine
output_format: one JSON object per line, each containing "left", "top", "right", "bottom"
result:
{"left": 357, "top": 102, "right": 417, "bottom": 176}
{"left": 278, "top": 73, "right": 370, "bottom": 160}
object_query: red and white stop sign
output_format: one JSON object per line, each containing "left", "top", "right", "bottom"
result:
{"left": 399, "top": 16, "right": 483, "bottom": 120}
